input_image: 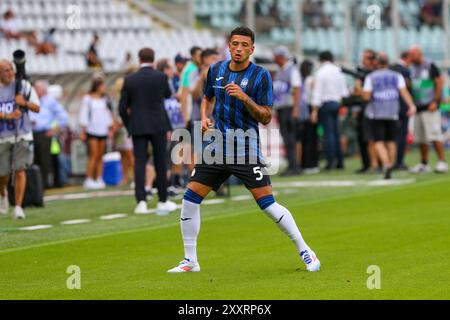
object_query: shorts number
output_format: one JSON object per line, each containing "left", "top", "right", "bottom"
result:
{"left": 253, "top": 167, "right": 263, "bottom": 181}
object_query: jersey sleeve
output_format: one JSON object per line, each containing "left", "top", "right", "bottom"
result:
{"left": 256, "top": 70, "right": 273, "bottom": 107}
{"left": 203, "top": 67, "right": 214, "bottom": 99}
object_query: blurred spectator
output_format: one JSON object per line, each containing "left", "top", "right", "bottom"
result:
{"left": 121, "top": 52, "right": 137, "bottom": 71}
{"left": 35, "top": 28, "right": 58, "bottom": 55}
{"left": 311, "top": 51, "right": 349, "bottom": 170}
{"left": 273, "top": 46, "right": 302, "bottom": 176}
{"left": 157, "top": 58, "right": 185, "bottom": 193}
{"left": 390, "top": 50, "right": 413, "bottom": 170}
{"left": 302, "top": 0, "right": 332, "bottom": 29}
{"left": 420, "top": 0, "right": 443, "bottom": 27}
{"left": 0, "top": 10, "right": 20, "bottom": 40}
{"left": 353, "top": 49, "right": 379, "bottom": 174}
{"left": 30, "top": 80, "right": 69, "bottom": 189}
{"left": 113, "top": 67, "right": 137, "bottom": 186}
{"left": 362, "top": 53, "right": 416, "bottom": 180}
{"left": 296, "top": 60, "right": 319, "bottom": 173}
{"left": 180, "top": 46, "right": 202, "bottom": 128}
{"left": 240, "top": 0, "right": 283, "bottom": 33}
{"left": 86, "top": 33, "right": 103, "bottom": 69}
{"left": 409, "top": 47, "right": 448, "bottom": 173}
{"left": 173, "top": 54, "right": 187, "bottom": 95}
{"left": 79, "top": 78, "right": 113, "bottom": 189}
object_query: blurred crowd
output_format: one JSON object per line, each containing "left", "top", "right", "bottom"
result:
{"left": 24, "top": 43, "right": 450, "bottom": 193}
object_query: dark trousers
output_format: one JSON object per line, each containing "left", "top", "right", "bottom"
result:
{"left": 318, "top": 102, "right": 343, "bottom": 168}
{"left": 298, "top": 120, "right": 319, "bottom": 169}
{"left": 396, "top": 116, "right": 409, "bottom": 166}
{"left": 132, "top": 133, "right": 168, "bottom": 203}
{"left": 33, "top": 131, "right": 51, "bottom": 188}
{"left": 356, "top": 112, "right": 370, "bottom": 169}
{"left": 277, "top": 107, "right": 297, "bottom": 170}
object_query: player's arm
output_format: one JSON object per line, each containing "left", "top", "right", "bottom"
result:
{"left": 225, "top": 76, "right": 272, "bottom": 125}
{"left": 200, "top": 66, "right": 216, "bottom": 132}
{"left": 242, "top": 95, "right": 272, "bottom": 125}
{"left": 200, "top": 95, "right": 214, "bottom": 132}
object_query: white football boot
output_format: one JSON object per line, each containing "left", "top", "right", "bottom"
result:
{"left": 300, "top": 249, "right": 321, "bottom": 272}
{"left": 167, "top": 258, "right": 200, "bottom": 273}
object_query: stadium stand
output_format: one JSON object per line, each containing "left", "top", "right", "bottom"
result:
{"left": 0, "top": 0, "right": 224, "bottom": 74}
{"left": 183, "top": 0, "right": 446, "bottom": 61}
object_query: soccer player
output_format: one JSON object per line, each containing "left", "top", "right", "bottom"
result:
{"left": 168, "top": 27, "right": 320, "bottom": 273}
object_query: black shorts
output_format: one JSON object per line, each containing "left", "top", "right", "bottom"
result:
{"left": 190, "top": 163, "right": 271, "bottom": 192}
{"left": 87, "top": 133, "right": 108, "bottom": 141}
{"left": 368, "top": 120, "right": 398, "bottom": 142}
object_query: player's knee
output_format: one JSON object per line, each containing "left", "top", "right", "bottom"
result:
{"left": 184, "top": 188, "right": 204, "bottom": 205}
{"left": 257, "top": 195, "right": 275, "bottom": 210}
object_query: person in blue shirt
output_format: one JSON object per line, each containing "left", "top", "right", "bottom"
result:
{"left": 168, "top": 27, "right": 320, "bottom": 274}
{"left": 30, "top": 80, "right": 68, "bottom": 189}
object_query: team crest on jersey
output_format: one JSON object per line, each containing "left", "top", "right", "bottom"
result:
{"left": 241, "top": 78, "right": 249, "bottom": 88}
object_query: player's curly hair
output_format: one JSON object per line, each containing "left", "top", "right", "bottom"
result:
{"left": 229, "top": 27, "right": 255, "bottom": 44}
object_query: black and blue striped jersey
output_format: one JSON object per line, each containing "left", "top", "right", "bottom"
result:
{"left": 204, "top": 60, "right": 273, "bottom": 132}
{"left": 203, "top": 60, "right": 273, "bottom": 163}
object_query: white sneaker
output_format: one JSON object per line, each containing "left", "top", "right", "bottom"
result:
{"left": 435, "top": 161, "right": 449, "bottom": 173}
{"left": 156, "top": 200, "right": 177, "bottom": 216}
{"left": 134, "top": 201, "right": 151, "bottom": 214}
{"left": 300, "top": 249, "right": 320, "bottom": 272}
{"left": 95, "top": 178, "right": 106, "bottom": 189}
{"left": 13, "top": 206, "right": 26, "bottom": 220}
{"left": 167, "top": 258, "right": 200, "bottom": 273}
{"left": 83, "top": 178, "right": 97, "bottom": 190}
{"left": 0, "top": 193, "right": 8, "bottom": 215}
{"left": 409, "top": 163, "right": 432, "bottom": 174}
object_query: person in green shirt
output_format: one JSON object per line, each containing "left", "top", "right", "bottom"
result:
{"left": 409, "top": 47, "right": 448, "bottom": 174}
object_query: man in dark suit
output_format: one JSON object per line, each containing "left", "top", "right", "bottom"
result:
{"left": 390, "top": 50, "right": 412, "bottom": 170}
{"left": 119, "top": 47, "right": 176, "bottom": 215}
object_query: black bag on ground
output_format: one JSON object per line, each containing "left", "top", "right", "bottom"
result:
{"left": 8, "top": 165, "right": 44, "bottom": 208}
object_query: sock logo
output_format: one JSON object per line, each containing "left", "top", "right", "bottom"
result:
{"left": 276, "top": 215, "right": 284, "bottom": 224}
{"left": 181, "top": 218, "right": 192, "bottom": 221}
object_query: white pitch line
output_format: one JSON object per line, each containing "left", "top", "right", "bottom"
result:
{"left": 45, "top": 190, "right": 135, "bottom": 202}
{"left": 273, "top": 179, "right": 416, "bottom": 188}
{"left": 231, "top": 195, "right": 253, "bottom": 201}
{"left": 61, "top": 219, "right": 92, "bottom": 225}
{"left": 19, "top": 225, "right": 53, "bottom": 231}
{"left": 134, "top": 209, "right": 156, "bottom": 216}
{"left": 203, "top": 199, "right": 226, "bottom": 205}
{"left": 99, "top": 213, "right": 128, "bottom": 220}
{"left": 367, "top": 179, "right": 416, "bottom": 186}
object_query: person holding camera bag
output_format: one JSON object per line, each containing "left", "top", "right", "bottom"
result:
{"left": 0, "top": 59, "right": 40, "bottom": 219}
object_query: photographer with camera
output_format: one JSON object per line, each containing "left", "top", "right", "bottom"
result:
{"left": 0, "top": 55, "right": 40, "bottom": 219}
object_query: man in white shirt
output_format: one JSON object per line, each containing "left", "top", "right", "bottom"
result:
{"left": 272, "top": 46, "right": 302, "bottom": 175}
{"left": 311, "top": 51, "right": 349, "bottom": 170}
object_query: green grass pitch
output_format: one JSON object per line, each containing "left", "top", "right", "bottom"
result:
{"left": 0, "top": 156, "right": 449, "bottom": 300}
